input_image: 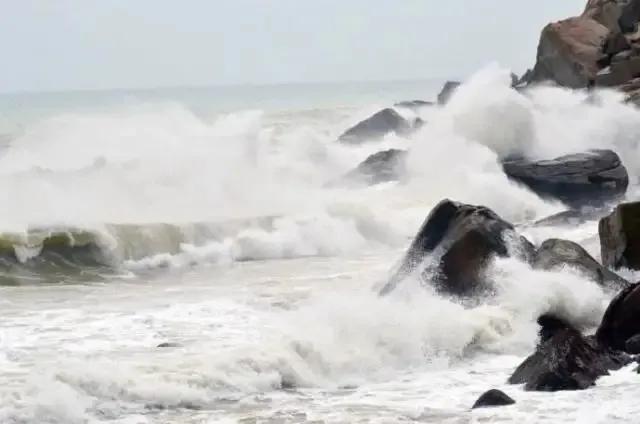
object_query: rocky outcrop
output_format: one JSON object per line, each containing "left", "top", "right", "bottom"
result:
{"left": 502, "top": 150, "right": 628, "bottom": 208}
{"left": 437, "top": 81, "right": 461, "bottom": 105}
{"left": 380, "top": 200, "right": 534, "bottom": 296}
{"left": 338, "top": 109, "right": 414, "bottom": 144}
{"left": 596, "top": 282, "right": 640, "bottom": 351}
{"left": 340, "top": 149, "right": 408, "bottom": 186}
{"left": 472, "top": 389, "right": 516, "bottom": 409}
{"left": 599, "top": 202, "right": 640, "bottom": 270}
{"left": 534, "top": 238, "right": 629, "bottom": 289}
{"left": 509, "top": 315, "right": 630, "bottom": 391}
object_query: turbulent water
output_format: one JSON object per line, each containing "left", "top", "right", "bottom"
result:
{"left": 3, "top": 67, "right": 640, "bottom": 423}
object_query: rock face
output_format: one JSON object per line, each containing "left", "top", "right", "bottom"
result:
{"left": 509, "top": 315, "right": 630, "bottom": 391}
{"left": 502, "top": 150, "right": 628, "bottom": 207}
{"left": 341, "top": 149, "right": 408, "bottom": 186}
{"left": 472, "top": 389, "right": 516, "bottom": 409}
{"left": 534, "top": 238, "right": 629, "bottom": 289}
{"left": 380, "top": 200, "right": 534, "bottom": 296}
{"left": 338, "top": 108, "right": 412, "bottom": 144}
{"left": 596, "top": 282, "right": 640, "bottom": 351}
{"left": 599, "top": 202, "right": 640, "bottom": 270}
{"left": 529, "top": 17, "right": 609, "bottom": 88}
{"left": 437, "top": 81, "right": 461, "bottom": 105}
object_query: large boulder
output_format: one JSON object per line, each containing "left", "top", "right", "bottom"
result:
{"left": 599, "top": 202, "right": 640, "bottom": 270}
{"left": 340, "top": 149, "right": 407, "bottom": 186}
{"left": 338, "top": 108, "right": 412, "bottom": 144}
{"left": 380, "top": 200, "right": 534, "bottom": 296}
{"left": 509, "top": 315, "right": 630, "bottom": 391}
{"left": 534, "top": 238, "right": 629, "bottom": 289}
{"left": 437, "top": 81, "right": 461, "bottom": 105}
{"left": 529, "top": 17, "right": 610, "bottom": 88}
{"left": 502, "top": 150, "right": 628, "bottom": 208}
{"left": 596, "top": 282, "right": 640, "bottom": 351}
{"left": 472, "top": 389, "right": 515, "bottom": 409}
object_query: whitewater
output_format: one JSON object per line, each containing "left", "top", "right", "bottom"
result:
{"left": 3, "top": 67, "right": 640, "bottom": 423}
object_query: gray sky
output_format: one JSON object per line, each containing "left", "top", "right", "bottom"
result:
{"left": 0, "top": 0, "right": 586, "bottom": 93}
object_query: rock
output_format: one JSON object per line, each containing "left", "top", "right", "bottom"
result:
{"left": 472, "top": 389, "right": 515, "bottom": 409}
{"left": 394, "top": 100, "right": 433, "bottom": 109}
{"left": 157, "top": 342, "right": 182, "bottom": 348}
{"left": 596, "top": 56, "right": 640, "bottom": 86}
{"left": 596, "top": 282, "right": 640, "bottom": 351}
{"left": 380, "top": 200, "right": 534, "bottom": 296}
{"left": 340, "top": 149, "right": 408, "bottom": 186}
{"left": 534, "top": 239, "right": 629, "bottom": 289}
{"left": 599, "top": 202, "right": 640, "bottom": 270}
{"left": 625, "top": 334, "right": 640, "bottom": 353}
{"left": 338, "top": 108, "right": 412, "bottom": 144}
{"left": 437, "top": 81, "right": 461, "bottom": 105}
{"left": 605, "top": 31, "right": 632, "bottom": 55}
{"left": 611, "top": 49, "right": 634, "bottom": 63}
{"left": 534, "top": 208, "right": 610, "bottom": 227}
{"left": 530, "top": 17, "right": 610, "bottom": 88}
{"left": 502, "top": 150, "right": 629, "bottom": 208}
{"left": 509, "top": 315, "right": 630, "bottom": 391}
{"left": 584, "top": 0, "right": 640, "bottom": 33}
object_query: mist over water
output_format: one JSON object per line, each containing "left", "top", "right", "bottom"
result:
{"left": 3, "top": 67, "right": 640, "bottom": 423}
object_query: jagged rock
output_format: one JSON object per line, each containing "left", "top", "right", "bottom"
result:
{"left": 529, "top": 17, "right": 609, "bottom": 88}
{"left": 340, "top": 149, "right": 407, "bottom": 186}
{"left": 599, "top": 202, "right": 640, "bottom": 270}
{"left": 437, "top": 81, "right": 461, "bottom": 105}
{"left": 534, "top": 239, "right": 629, "bottom": 289}
{"left": 380, "top": 200, "right": 534, "bottom": 296}
{"left": 472, "top": 389, "right": 515, "bottom": 409}
{"left": 509, "top": 315, "right": 631, "bottom": 391}
{"left": 502, "top": 150, "right": 628, "bottom": 208}
{"left": 394, "top": 100, "right": 433, "bottom": 109}
{"left": 338, "top": 108, "right": 412, "bottom": 144}
{"left": 596, "top": 282, "right": 640, "bottom": 351}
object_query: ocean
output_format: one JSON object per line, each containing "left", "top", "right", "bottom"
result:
{"left": 2, "top": 66, "right": 640, "bottom": 423}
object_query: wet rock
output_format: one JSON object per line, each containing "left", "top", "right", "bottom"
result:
{"left": 534, "top": 208, "right": 609, "bottom": 227}
{"left": 596, "top": 57, "right": 640, "bottom": 86}
{"left": 529, "top": 17, "right": 609, "bottom": 88}
{"left": 624, "top": 334, "right": 640, "bottom": 353}
{"left": 472, "top": 389, "right": 516, "bottom": 409}
{"left": 596, "top": 282, "right": 640, "bottom": 351}
{"left": 394, "top": 100, "right": 433, "bottom": 109}
{"left": 599, "top": 202, "right": 640, "bottom": 270}
{"left": 502, "top": 150, "right": 628, "bottom": 208}
{"left": 534, "top": 238, "right": 629, "bottom": 289}
{"left": 380, "top": 200, "right": 534, "bottom": 296}
{"left": 509, "top": 315, "right": 631, "bottom": 391}
{"left": 157, "top": 342, "right": 182, "bottom": 348}
{"left": 338, "top": 108, "right": 411, "bottom": 144}
{"left": 437, "top": 81, "right": 461, "bottom": 105}
{"left": 340, "top": 149, "right": 408, "bottom": 186}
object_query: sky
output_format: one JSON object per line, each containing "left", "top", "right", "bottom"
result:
{"left": 0, "top": 0, "right": 586, "bottom": 93}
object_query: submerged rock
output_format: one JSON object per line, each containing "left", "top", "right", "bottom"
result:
{"left": 534, "top": 208, "right": 610, "bottom": 227}
{"left": 509, "top": 315, "right": 630, "bottom": 391}
{"left": 394, "top": 100, "right": 433, "bottom": 109}
{"left": 502, "top": 150, "right": 628, "bottom": 207}
{"left": 472, "top": 389, "right": 516, "bottom": 409}
{"left": 437, "top": 81, "right": 461, "bottom": 105}
{"left": 599, "top": 202, "right": 640, "bottom": 270}
{"left": 380, "top": 200, "right": 534, "bottom": 296}
{"left": 340, "top": 149, "right": 408, "bottom": 186}
{"left": 338, "top": 108, "right": 412, "bottom": 144}
{"left": 596, "top": 282, "right": 640, "bottom": 351}
{"left": 534, "top": 238, "right": 629, "bottom": 289}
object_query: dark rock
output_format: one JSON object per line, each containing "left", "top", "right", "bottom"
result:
{"left": 596, "top": 282, "right": 640, "bottom": 351}
{"left": 517, "top": 69, "right": 534, "bottom": 86}
{"left": 394, "top": 100, "right": 433, "bottom": 109}
{"left": 534, "top": 208, "right": 609, "bottom": 227}
{"left": 624, "top": 334, "right": 640, "bottom": 353}
{"left": 534, "top": 239, "right": 629, "bottom": 289}
{"left": 509, "top": 315, "right": 631, "bottom": 391}
{"left": 437, "top": 81, "right": 461, "bottom": 105}
{"left": 529, "top": 17, "right": 610, "bottom": 88}
{"left": 472, "top": 389, "right": 515, "bottom": 409}
{"left": 599, "top": 202, "right": 640, "bottom": 270}
{"left": 338, "top": 108, "right": 411, "bottom": 144}
{"left": 502, "top": 150, "right": 628, "bottom": 208}
{"left": 596, "top": 56, "right": 640, "bottom": 86}
{"left": 611, "top": 49, "right": 634, "bottom": 63}
{"left": 380, "top": 200, "right": 534, "bottom": 296}
{"left": 604, "top": 31, "right": 631, "bottom": 55}
{"left": 157, "top": 342, "right": 182, "bottom": 348}
{"left": 341, "top": 149, "right": 408, "bottom": 186}
{"left": 583, "top": 0, "right": 640, "bottom": 34}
